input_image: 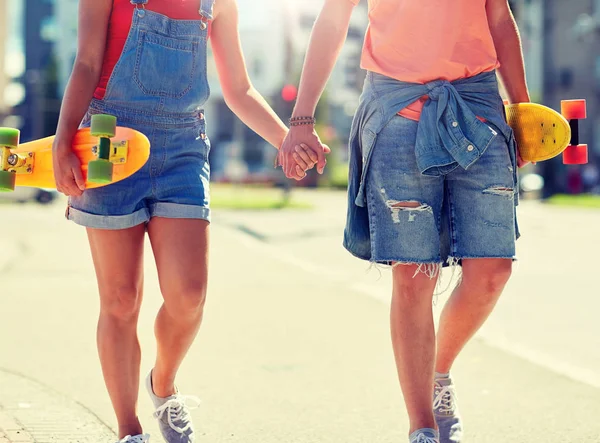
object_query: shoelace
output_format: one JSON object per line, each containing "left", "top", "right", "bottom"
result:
{"left": 415, "top": 434, "right": 439, "bottom": 443}
{"left": 117, "top": 434, "right": 150, "bottom": 443}
{"left": 433, "top": 384, "right": 456, "bottom": 414}
{"left": 154, "top": 395, "right": 201, "bottom": 434}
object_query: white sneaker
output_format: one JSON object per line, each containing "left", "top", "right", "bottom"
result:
{"left": 146, "top": 370, "right": 200, "bottom": 442}
{"left": 116, "top": 434, "right": 150, "bottom": 443}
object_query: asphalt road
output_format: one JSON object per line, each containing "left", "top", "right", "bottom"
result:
{"left": 0, "top": 192, "right": 599, "bottom": 442}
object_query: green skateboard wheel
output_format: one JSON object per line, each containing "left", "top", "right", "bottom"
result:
{"left": 0, "top": 128, "right": 20, "bottom": 149}
{"left": 0, "top": 170, "right": 16, "bottom": 192}
{"left": 88, "top": 159, "right": 114, "bottom": 184}
{"left": 90, "top": 114, "right": 117, "bottom": 138}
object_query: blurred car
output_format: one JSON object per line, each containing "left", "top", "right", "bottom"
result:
{"left": 0, "top": 187, "right": 58, "bottom": 204}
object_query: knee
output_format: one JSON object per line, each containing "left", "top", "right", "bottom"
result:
{"left": 463, "top": 260, "right": 512, "bottom": 297}
{"left": 162, "top": 281, "right": 207, "bottom": 316}
{"left": 100, "top": 285, "right": 143, "bottom": 321}
{"left": 392, "top": 263, "right": 439, "bottom": 304}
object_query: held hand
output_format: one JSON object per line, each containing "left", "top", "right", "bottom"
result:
{"left": 52, "top": 140, "right": 86, "bottom": 197}
{"left": 278, "top": 125, "right": 330, "bottom": 180}
{"left": 287, "top": 143, "right": 331, "bottom": 180}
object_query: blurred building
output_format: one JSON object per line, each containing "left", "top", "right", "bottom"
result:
{"left": 9, "top": 0, "right": 60, "bottom": 142}
{"left": 0, "top": 0, "right": 8, "bottom": 117}
{"left": 514, "top": 0, "right": 600, "bottom": 196}
{"left": 1, "top": 0, "right": 27, "bottom": 123}
{"left": 55, "top": 0, "right": 78, "bottom": 97}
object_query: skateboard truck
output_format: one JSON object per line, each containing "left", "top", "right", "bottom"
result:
{"left": 88, "top": 114, "right": 118, "bottom": 183}
{"left": 91, "top": 140, "right": 129, "bottom": 165}
{"left": 2, "top": 151, "right": 34, "bottom": 174}
{"left": 561, "top": 100, "right": 588, "bottom": 165}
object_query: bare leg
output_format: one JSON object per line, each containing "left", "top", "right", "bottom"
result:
{"left": 147, "top": 218, "right": 209, "bottom": 397}
{"left": 87, "top": 225, "right": 146, "bottom": 438}
{"left": 435, "top": 259, "right": 512, "bottom": 373}
{"left": 391, "top": 264, "right": 439, "bottom": 434}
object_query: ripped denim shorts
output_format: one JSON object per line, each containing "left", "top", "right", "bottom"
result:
{"left": 364, "top": 114, "right": 517, "bottom": 270}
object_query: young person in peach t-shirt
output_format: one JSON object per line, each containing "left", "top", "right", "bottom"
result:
{"left": 279, "top": 1, "right": 530, "bottom": 442}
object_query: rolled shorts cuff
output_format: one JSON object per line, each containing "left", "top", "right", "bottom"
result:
{"left": 67, "top": 206, "right": 150, "bottom": 230}
{"left": 150, "top": 202, "right": 211, "bottom": 222}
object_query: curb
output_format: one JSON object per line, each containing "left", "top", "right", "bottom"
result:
{"left": 0, "top": 369, "right": 115, "bottom": 442}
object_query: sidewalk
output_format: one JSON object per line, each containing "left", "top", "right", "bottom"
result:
{"left": 0, "top": 370, "right": 115, "bottom": 442}
{"left": 0, "top": 196, "right": 599, "bottom": 442}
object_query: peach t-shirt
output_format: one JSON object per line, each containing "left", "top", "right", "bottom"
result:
{"left": 349, "top": 0, "right": 499, "bottom": 120}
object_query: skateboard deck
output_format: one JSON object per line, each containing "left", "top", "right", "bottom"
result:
{"left": 0, "top": 118, "right": 150, "bottom": 192}
{"left": 504, "top": 99, "right": 588, "bottom": 164}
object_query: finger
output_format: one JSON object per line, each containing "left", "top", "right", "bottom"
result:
{"left": 58, "top": 183, "right": 72, "bottom": 197}
{"left": 72, "top": 167, "right": 86, "bottom": 191}
{"left": 316, "top": 148, "right": 327, "bottom": 174}
{"left": 294, "top": 146, "right": 315, "bottom": 167}
{"left": 63, "top": 177, "right": 83, "bottom": 197}
{"left": 298, "top": 143, "right": 318, "bottom": 164}
{"left": 293, "top": 153, "right": 310, "bottom": 171}
{"left": 287, "top": 152, "right": 297, "bottom": 177}
{"left": 284, "top": 154, "right": 295, "bottom": 179}
{"left": 283, "top": 152, "right": 290, "bottom": 177}
{"left": 322, "top": 144, "right": 331, "bottom": 154}
{"left": 295, "top": 165, "right": 307, "bottom": 180}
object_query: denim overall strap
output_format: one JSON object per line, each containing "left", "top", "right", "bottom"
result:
{"left": 199, "top": 0, "right": 215, "bottom": 20}
{"left": 130, "top": 0, "right": 148, "bottom": 5}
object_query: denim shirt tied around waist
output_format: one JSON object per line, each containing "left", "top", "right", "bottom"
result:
{"left": 343, "top": 70, "right": 520, "bottom": 262}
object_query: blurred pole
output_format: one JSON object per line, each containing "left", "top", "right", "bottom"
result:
{"left": 28, "top": 70, "right": 46, "bottom": 141}
{"left": 540, "top": 0, "right": 559, "bottom": 199}
{"left": 0, "top": 0, "right": 7, "bottom": 119}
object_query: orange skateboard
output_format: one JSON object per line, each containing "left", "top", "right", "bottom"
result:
{"left": 0, "top": 114, "right": 150, "bottom": 192}
{"left": 504, "top": 99, "right": 588, "bottom": 164}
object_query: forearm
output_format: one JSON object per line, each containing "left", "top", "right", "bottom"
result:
{"left": 292, "top": 1, "right": 354, "bottom": 117}
{"left": 491, "top": 16, "right": 530, "bottom": 103}
{"left": 54, "top": 62, "right": 102, "bottom": 148}
{"left": 225, "top": 86, "right": 288, "bottom": 150}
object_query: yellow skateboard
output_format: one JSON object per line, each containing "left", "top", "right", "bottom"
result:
{"left": 504, "top": 99, "right": 588, "bottom": 164}
{"left": 0, "top": 114, "right": 150, "bottom": 192}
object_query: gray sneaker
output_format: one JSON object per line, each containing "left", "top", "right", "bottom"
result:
{"left": 409, "top": 428, "right": 440, "bottom": 443}
{"left": 116, "top": 435, "right": 150, "bottom": 443}
{"left": 146, "top": 371, "right": 200, "bottom": 443}
{"left": 433, "top": 375, "right": 463, "bottom": 443}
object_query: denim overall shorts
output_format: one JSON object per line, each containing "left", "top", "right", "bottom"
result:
{"left": 67, "top": 0, "right": 215, "bottom": 229}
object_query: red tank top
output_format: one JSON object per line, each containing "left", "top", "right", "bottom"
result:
{"left": 94, "top": 0, "right": 211, "bottom": 100}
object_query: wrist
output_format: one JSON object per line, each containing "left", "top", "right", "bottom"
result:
{"left": 52, "top": 136, "right": 73, "bottom": 152}
{"left": 291, "top": 103, "right": 316, "bottom": 120}
{"left": 289, "top": 116, "right": 316, "bottom": 127}
{"left": 507, "top": 88, "right": 531, "bottom": 104}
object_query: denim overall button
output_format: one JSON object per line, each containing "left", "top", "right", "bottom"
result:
{"left": 452, "top": 121, "right": 458, "bottom": 128}
{"left": 200, "top": 21, "right": 207, "bottom": 30}
{"left": 199, "top": 112, "right": 205, "bottom": 120}
{"left": 137, "top": 9, "right": 146, "bottom": 18}
{"left": 467, "top": 145, "right": 474, "bottom": 152}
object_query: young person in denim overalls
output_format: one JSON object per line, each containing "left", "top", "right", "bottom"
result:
{"left": 279, "top": 1, "right": 531, "bottom": 442}
{"left": 52, "top": 1, "right": 321, "bottom": 442}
